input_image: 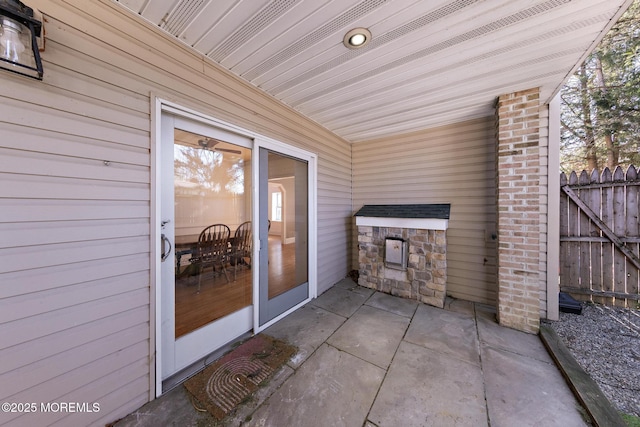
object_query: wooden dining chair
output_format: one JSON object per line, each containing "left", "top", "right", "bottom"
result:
{"left": 192, "top": 224, "right": 231, "bottom": 292}
{"left": 230, "top": 221, "right": 252, "bottom": 280}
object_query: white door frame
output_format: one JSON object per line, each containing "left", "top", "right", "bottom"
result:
{"left": 252, "top": 138, "right": 318, "bottom": 332}
{"left": 151, "top": 98, "right": 317, "bottom": 397}
{"left": 159, "top": 113, "right": 254, "bottom": 382}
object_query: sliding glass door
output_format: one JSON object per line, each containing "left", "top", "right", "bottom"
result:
{"left": 258, "top": 148, "right": 309, "bottom": 326}
{"left": 160, "top": 113, "right": 253, "bottom": 380}
{"left": 157, "top": 105, "right": 316, "bottom": 390}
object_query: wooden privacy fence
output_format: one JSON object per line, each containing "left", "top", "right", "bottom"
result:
{"left": 560, "top": 166, "right": 640, "bottom": 307}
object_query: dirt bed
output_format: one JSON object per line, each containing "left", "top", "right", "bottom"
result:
{"left": 545, "top": 303, "right": 640, "bottom": 417}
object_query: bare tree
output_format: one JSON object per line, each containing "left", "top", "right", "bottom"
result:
{"left": 560, "top": 0, "right": 640, "bottom": 173}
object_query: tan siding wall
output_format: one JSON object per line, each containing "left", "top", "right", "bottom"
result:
{"left": 0, "top": 0, "right": 351, "bottom": 425}
{"left": 539, "top": 105, "right": 551, "bottom": 319}
{"left": 352, "top": 117, "right": 497, "bottom": 305}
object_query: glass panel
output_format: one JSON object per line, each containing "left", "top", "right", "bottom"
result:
{"left": 267, "top": 152, "right": 308, "bottom": 299}
{"left": 173, "top": 129, "right": 252, "bottom": 338}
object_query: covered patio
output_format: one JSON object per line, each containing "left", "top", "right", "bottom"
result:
{"left": 115, "top": 278, "right": 589, "bottom": 426}
{"left": 0, "top": 0, "right": 634, "bottom": 425}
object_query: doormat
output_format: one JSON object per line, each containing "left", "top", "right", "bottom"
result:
{"left": 183, "top": 334, "right": 296, "bottom": 420}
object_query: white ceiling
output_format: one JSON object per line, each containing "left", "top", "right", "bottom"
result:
{"left": 115, "top": 0, "right": 632, "bottom": 143}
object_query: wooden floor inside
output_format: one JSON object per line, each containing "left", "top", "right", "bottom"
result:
{"left": 175, "top": 236, "right": 305, "bottom": 338}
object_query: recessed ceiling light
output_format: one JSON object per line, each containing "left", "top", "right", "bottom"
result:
{"left": 343, "top": 28, "right": 371, "bottom": 49}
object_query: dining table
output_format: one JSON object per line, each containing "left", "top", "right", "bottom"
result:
{"left": 174, "top": 233, "right": 237, "bottom": 276}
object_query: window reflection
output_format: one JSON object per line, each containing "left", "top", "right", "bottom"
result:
{"left": 173, "top": 129, "right": 252, "bottom": 338}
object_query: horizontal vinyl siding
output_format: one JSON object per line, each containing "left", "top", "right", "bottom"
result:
{"left": 538, "top": 105, "right": 551, "bottom": 319}
{"left": 352, "top": 117, "right": 497, "bottom": 305}
{"left": 1, "top": 61, "right": 151, "bottom": 427}
{"left": 0, "top": 0, "right": 352, "bottom": 425}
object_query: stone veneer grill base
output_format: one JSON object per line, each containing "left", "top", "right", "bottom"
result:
{"left": 355, "top": 205, "right": 450, "bottom": 308}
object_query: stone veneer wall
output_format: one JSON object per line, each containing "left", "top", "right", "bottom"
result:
{"left": 357, "top": 226, "right": 447, "bottom": 308}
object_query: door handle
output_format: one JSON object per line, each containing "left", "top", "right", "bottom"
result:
{"left": 161, "top": 234, "right": 172, "bottom": 262}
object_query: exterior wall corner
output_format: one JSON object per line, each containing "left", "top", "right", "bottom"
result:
{"left": 495, "top": 87, "right": 544, "bottom": 334}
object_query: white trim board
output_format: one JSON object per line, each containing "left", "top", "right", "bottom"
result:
{"left": 355, "top": 216, "right": 448, "bottom": 230}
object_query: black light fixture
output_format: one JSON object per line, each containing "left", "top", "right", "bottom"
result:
{"left": 0, "top": 0, "right": 43, "bottom": 80}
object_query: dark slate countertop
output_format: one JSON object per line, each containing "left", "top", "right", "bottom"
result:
{"left": 354, "top": 204, "right": 450, "bottom": 219}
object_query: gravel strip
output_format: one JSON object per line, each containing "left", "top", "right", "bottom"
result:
{"left": 545, "top": 303, "right": 640, "bottom": 417}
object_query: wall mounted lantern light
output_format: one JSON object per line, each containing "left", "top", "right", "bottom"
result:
{"left": 0, "top": 0, "right": 43, "bottom": 80}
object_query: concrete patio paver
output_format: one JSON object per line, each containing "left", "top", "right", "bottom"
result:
{"left": 476, "top": 308, "right": 551, "bottom": 363}
{"left": 114, "top": 281, "right": 592, "bottom": 427}
{"left": 244, "top": 343, "right": 385, "bottom": 427}
{"left": 482, "top": 345, "right": 588, "bottom": 427}
{"left": 369, "top": 341, "right": 487, "bottom": 427}
{"left": 365, "top": 291, "right": 419, "bottom": 318}
{"left": 327, "top": 304, "right": 410, "bottom": 369}
{"left": 405, "top": 303, "right": 480, "bottom": 366}
{"left": 309, "top": 281, "right": 373, "bottom": 317}
{"left": 332, "top": 277, "right": 374, "bottom": 295}
{"left": 443, "top": 297, "right": 476, "bottom": 316}
{"left": 262, "top": 303, "right": 345, "bottom": 368}
{"left": 224, "top": 364, "right": 295, "bottom": 426}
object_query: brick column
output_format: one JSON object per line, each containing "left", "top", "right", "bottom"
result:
{"left": 496, "top": 88, "right": 541, "bottom": 334}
